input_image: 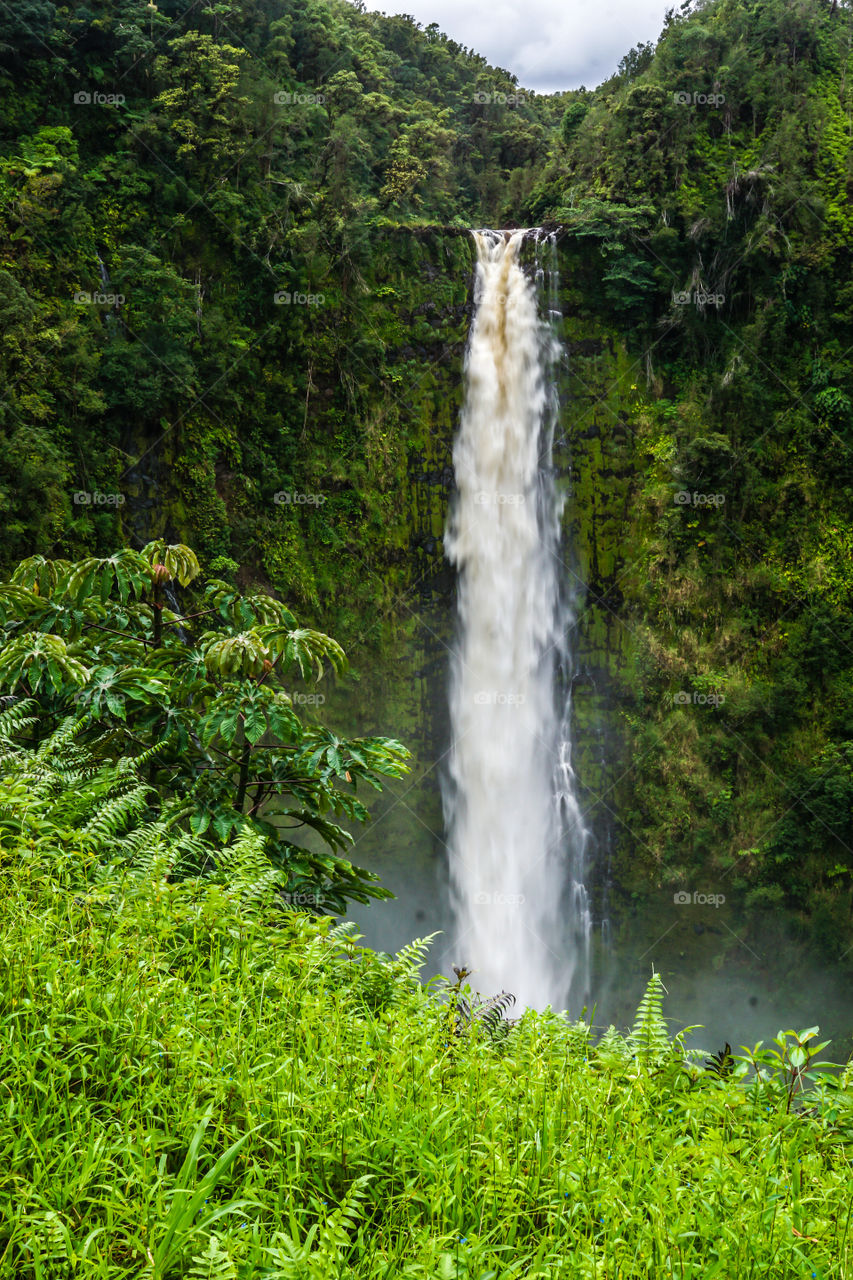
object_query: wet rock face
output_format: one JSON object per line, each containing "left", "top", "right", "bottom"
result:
{"left": 314, "top": 234, "right": 636, "bottom": 918}
{"left": 329, "top": 234, "right": 637, "bottom": 929}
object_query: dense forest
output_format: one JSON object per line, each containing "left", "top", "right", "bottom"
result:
{"left": 0, "top": 0, "right": 560, "bottom": 579}
{"left": 2, "top": 0, "right": 853, "bottom": 956}
{"left": 537, "top": 0, "right": 853, "bottom": 960}
{"left": 3, "top": 0, "right": 853, "bottom": 1274}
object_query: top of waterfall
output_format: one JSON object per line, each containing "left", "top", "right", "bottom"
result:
{"left": 470, "top": 227, "right": 544, "bottom": 236}
{"left": 469, "top": 228, "right": 557, "bottom": 250}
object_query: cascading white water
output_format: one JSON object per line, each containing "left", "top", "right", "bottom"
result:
{"left": 443, "top": 228, "right": 591, "bottom": 1011}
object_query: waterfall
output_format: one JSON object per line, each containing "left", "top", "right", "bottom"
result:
{"left": 443, "top": 228, "right": 591, "bottom": 1012}
{"left": 96, "top": 251, "right": 111, "bottom": 293}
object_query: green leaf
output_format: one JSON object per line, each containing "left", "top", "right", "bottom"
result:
{"left": 244, "top": 707, "right": 267, "bottom": 744}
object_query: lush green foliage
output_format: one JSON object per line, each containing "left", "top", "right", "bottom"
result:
{"left": 0, "top": 544, "right": 409, "bottom": 910}
{"left": 525, "top": 0, "right": 853, "bottom": 949}
{"left": 0, "top": 821, "right": 852, "bottom": 1277}
{"left": 3, "top": 0, "right": 853, "bottom": 967}
{"left": 7, "top": 4, "right": 853, "bottom": 1274}
{"left": 0, "top": 0, "right": 561, "bottom": 620}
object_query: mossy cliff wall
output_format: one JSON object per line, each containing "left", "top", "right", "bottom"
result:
{"left": 307, "top": 231, "right": 639, "bottom": 945}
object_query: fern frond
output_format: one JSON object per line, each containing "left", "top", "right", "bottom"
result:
{"left": 32, "top": 714, "right": 87, "bottom": 762}
{"left": 594, "top": 1025, "right": 632, "bottom": 1068}
{"left": 117, "top": 830, "right": 177, "bottom": 885}
{"left": 213, "top": 830, "right": 289, "bottom": 909}
{"left": 317, "top": 1175, "right": 371, "bottom": 1258}
{"left": 327, "top": 920, "right": 362, "bottom": 942}
{"left": 81, "top": 783, "right": 152, "bottom": 839}
{"left": 394, "top": 932, "right": 440, "bottom": 981}
{"left": 629, "top": 971, "right": 671, "bottom": 1062}
{"left": 19, "top": 1211, "right": 73, "bottom": 1265}
{"left": 122, "top": 738, "right": 170, "bottom": 772}
{"left": 0, "top": 696, "right": 38, "bottom": 743}
{"left": 265, "top": 1176, "right": 371, "bottom": 1270}
{"left": 455, "top": 989, "right": 517, "bottom": 1042}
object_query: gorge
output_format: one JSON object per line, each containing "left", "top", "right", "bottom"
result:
{"left": 3, "top": 0, "right": 853, "bottom": 1273}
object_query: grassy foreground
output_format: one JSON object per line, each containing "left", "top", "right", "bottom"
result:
{"left": 1, "top": 843, "right": 852, "bottom": 1279}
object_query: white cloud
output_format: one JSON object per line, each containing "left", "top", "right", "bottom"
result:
{"left": 354, "top": 0, "right": 672, "bottom": 92}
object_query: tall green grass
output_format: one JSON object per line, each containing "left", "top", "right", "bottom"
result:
{"left": 0, "top": 840, "right": 851, "bottom": 1277}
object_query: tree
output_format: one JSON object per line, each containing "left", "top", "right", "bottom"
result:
{"left": 0, "top": 542, "right": 409, "bottom": 911}
{"left": 152, "top": 32, "right": 250, "bottom": 177}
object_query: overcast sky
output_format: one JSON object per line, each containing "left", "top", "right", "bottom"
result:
{"left": 356, "top": 0, "right": 674, "bottom": 93}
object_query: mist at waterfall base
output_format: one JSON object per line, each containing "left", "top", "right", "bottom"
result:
{"left": 440, "top": 228, "right": 589, "bottom": 1013}
{"left": 356, "top": 855, "right": 853, "bottom": 1054}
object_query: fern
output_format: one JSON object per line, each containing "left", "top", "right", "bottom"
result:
{"left": 264, "top": 1175, "right": 371, "bottom": 1275}
{"left": 454, "top": 990, "right": 517, "bottom": 1042}
{"left": 705, "top": 1042, "right": 735, "bottom": 1078}
{"left": 0, "top": 696, "right": 38, "bottom": 745}
{"left": 214, "top": 829, "right": 290, "bottom": 910}
{"left": 20, "top": 1210, "right": 73, "bottom": 1266}
{"left": 0, "top": 712, "right": 343, "bottom": 913}
{"left": 594, "top": 1024, "right": 633, "bottom": 1069}
{"left": 81, "top": 782, "right": 152, "bottom": 839}
{"left": 394, "top": 932, "right": 440, "bottom": 983}
{"left": 32, "top": 712, "right": 88, "bottom": 763}
{"left": 629, "top": 971, "right": 671, "bottom": 1063}
{"left": 327, "top": 920, "right": 362, "bottom": 943}
{"left": 116, "top": 822, "right": 209, "bottom": 879}
{"left": 120, "top": 834, "right": 181, "bottom": 887}
{"left": 0, "top": 717, "right": 205, "bottom": 893}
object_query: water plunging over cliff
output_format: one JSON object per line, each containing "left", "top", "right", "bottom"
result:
{"left": 443, "top": 228, "right": 591, "bottom": 1011}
